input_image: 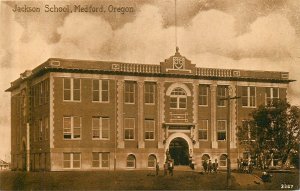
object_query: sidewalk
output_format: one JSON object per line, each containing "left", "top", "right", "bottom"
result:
{"left": 232, "top": 172, "right": 264, "bottom": 187}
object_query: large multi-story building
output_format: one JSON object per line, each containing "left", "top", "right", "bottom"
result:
{"left": 6, "top": 49, "right": 293, "bottom": 171}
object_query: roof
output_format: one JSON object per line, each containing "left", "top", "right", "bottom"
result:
{"left": 5, "top": 52, "right": 295, "bottom": 92}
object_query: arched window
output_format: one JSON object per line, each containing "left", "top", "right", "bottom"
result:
{"left": 126, "top": 154, "right": 136, "bottom": 168}
{"left": 148, "top": 155, "right": 156, "bottom": 168}
{"left": 201, "top": 154, "right": 210, "bottom": 164}
{"left": 170, "top": 87, "right": 187, "bottom": 109}
{"left": 220, "top": 154, "right": 227, "bottom": 167}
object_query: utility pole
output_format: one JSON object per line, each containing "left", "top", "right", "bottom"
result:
{"left": 26, "top": 123, "right": 30, "bottom": 172}
{"left": 220, "top": 87, "right": 240, "bottom": 189}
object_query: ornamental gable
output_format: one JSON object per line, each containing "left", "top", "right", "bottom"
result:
{"left": 160, "top": 47, "right": 196, "bottom": 75}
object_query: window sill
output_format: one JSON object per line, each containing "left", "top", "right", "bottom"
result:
{"left": 63, "top": 167, "right": 81, "bottom": 169}
{"left": 241, "top": 106, "right": 256, "bottom": 108}
{"left": 145, "top": 103, "right": 155, "bottom": 106}
{"left": 91, "top": 167, "right": 110, "bottom": 169}
{"left": 63, "top": 100, "right": 82, "bottom": 103}
{"left": 92, "top": 101, "right": 110, "bottom": 104}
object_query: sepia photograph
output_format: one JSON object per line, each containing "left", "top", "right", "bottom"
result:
{"left": 0, "top": 0, "right": 299, "bottom": 190}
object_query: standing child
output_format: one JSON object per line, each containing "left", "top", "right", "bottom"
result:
{"left": 156, "top": 162, "right": 159, "bottom": 176}
{"left": 214, "top": 159, "right": 218, "bottom": 173}
{"left": 208, "top": 160, "right": 212, "bottom": 173}
{"left": 168, "top": 160, "right": 174, "bottom": 176}
{"left": 203, "top": 160, "right": 208, "bottom": 173}
{"left": 164, "top": 162, "right": 168, "bottom": 176}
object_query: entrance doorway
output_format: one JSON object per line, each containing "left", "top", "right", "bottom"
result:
{"left": 169, "top": 137, "right": 189, "bottom": 165}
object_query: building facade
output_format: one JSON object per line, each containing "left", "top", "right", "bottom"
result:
{"left": 7, "top": 49, "right": 293, "bottom": 171}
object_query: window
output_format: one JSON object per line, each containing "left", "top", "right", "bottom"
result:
{"left": 63, "top": 116, "right": 81, "bottom": 139}
{"left": 217, "top": 120, "right": 226, "bottom": 141}
{"left": 92, "top": 152, "right": 110, "bottom": 168}
{"left": 63, "top": 78, "right": 81, "bottom": 101}
{"left": 63, "top": 153, "right": 81, "bottom": 169}
{"left": 243, "top": 152, "right": 250, "bottom": 160}
{"left": 199, "top": 85, "right": 208, "bottom": 106}
{"left": 124, "top": 81, "right": 135, "bottom": 104}
{"left": 217, "top": 86, "right": 227, "bottom": 106}
{"left": 241, "top": 86, "right": 256, "bottom": 107}
{"left": 241, "top": 120, "right": 256, "bottom": 142}
{"left": 44, "top": 80, "right": 49, "bottom": 104}
{"left": 199, "top": 120, "right": 208, "bottom": 140}
{"left": 266, "top": 87, "right": 279, "bottom": 106}
{"left": 126, "top": 154, "right": 136, "bottom": 168}
{"left": 241, "top": 120, "right": 250, "bottom": 141}
{"left": 44, "top": 117, "right": 49, "bottom": 140}
{"left": 170, "top": 87, "right": 187, "bottom": 109}
{"left": 145, "top": 119, "right": 155, "bottom": 140}
{"left": 145, "top": 82, "right": 155, "bottom": 104}
{"left": 34, "top": 121, "right": 38, "bottom": 142}
{"left": 39, "top": 82, "right": 43, "bottom": 105}
{"left": 34, "top": 85, "right": 39, "bottom": 107}
{"left": 92, "top": 79, "right": 109, "bottom": 102}
{"left": 148, "top": 155, "right": 156, "bottom": 168}
{"left": 92, "top": 117, "right": 110, "bottom": 139}
{"left": 124, "top": 118, "right": 135, "bottom": 140}
{"left": 39, "top": 119, "right": 43, "bottom": 141}
{"left": 220, "top": 154, "right": 227, "bottom": 167}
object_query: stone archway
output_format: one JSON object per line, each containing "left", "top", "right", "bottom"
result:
{"left": 169, "top": 137, "right": 189, "bottom": 165}
{"left": 165, "top": 133, "right": 193, "bottom": 166}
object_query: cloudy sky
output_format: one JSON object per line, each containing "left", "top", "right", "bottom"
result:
{"left": 0, "top": 0, "right": 300, "bottom": 161}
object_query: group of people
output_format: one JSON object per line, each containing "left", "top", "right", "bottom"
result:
{"left": 155, "top": 160, "right": 174, "bottom": 176}
{"left": 237, "top": 158, "right": 253, "bottom": 174}
{"left": 202, "top": 159, "right": 218, "bottom": 173}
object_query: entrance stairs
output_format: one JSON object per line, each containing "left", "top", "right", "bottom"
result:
{"left": 174, "top": 165, "right": 193, "bottom": 171}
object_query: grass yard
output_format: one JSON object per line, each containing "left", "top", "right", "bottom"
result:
{"left": 0, "top": 169, "right": 299, "bottom": 190}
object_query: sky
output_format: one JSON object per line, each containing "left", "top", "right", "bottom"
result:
{"left": 0, "top": 0, "right": 300, "bottom": 161}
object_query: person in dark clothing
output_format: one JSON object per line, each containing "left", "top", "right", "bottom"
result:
{"left": 248, "top": 160, "right": 253, "bottom": 174}
{"left": 214, "top": 159, "right": 218, "bottom": 173}
{"left": 237, "top": 158, "right": 241, "bottom": 172}
{"left": 208, "top": 160, "right": 212, "bottom": 173}
{"left": 203, "top": 160, "right": 208, "bottom": 173}
{"left": 155, "top": 162, "right": 159, "bottom": 176}
{"left": 168, "top": 160, "right": 174, "bottom": 176}
{"left": 164, "top": 162, "right": 168, "bottom": 176}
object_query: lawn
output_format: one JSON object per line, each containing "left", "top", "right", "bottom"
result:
{"left": 0, "top": 169, "right": 299, "bottom": 190}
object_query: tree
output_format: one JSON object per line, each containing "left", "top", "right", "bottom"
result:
{"left": 237, "top": 99, "right": 300, "bottom": 168}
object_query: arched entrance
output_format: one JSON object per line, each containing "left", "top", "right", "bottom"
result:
{"left": 169, "top": 137, "right": 189, "bottom": 165}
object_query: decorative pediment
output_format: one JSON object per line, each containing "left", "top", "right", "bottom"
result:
{"left": 160, "top": 47, "right": 196, "bottom": 75}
